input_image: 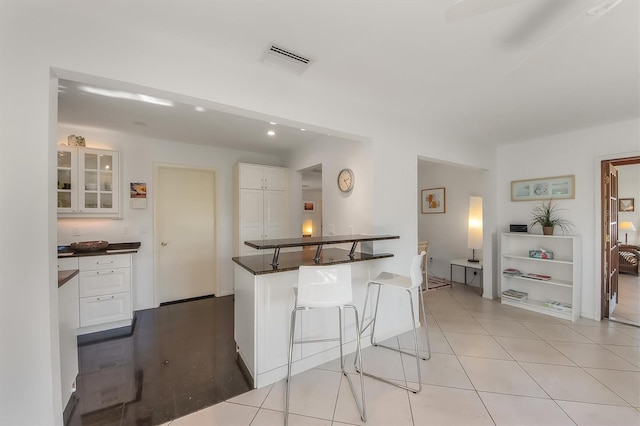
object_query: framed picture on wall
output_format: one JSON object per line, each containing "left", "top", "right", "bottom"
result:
{"left": 619, "top": 198, "right": 635, "bottom": 212}
{"left": 510, "top": 175, "right": 575, "bottom": 201}
{"left": 421, "top": 187, "right": 446, "bottom": 214}
{"left": 303, "top": 200, "right": 316, "bottom": 213}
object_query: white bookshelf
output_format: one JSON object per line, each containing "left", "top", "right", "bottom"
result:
{"left": 500, "top": 233, "right": 581, "bottom": 321}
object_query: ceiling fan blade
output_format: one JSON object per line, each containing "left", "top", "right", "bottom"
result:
{"left": 445, "top": 0, "right": 521, "bottom": 22}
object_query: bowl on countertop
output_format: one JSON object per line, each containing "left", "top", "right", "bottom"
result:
{"left": 70, "top": 240, "right": 109, "bottom": 252}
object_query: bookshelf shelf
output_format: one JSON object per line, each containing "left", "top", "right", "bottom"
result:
{"left": 500, "top": 233, "right": 581, "bottom": 321}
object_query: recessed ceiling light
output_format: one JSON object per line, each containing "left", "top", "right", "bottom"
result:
{"left": 267, "top": 130, "right": 276, "bottom": 136}
{"left": 194, "top": 106, "right": 205, "bottom": 112}
{"left": 300, "top": 128, "right": 307, "bottom": 132}
{"left": 269, "top": 121, "right": 277, "bottom": 125}
{"left": 133, "top": 121, "right": 147, "bottom": 127}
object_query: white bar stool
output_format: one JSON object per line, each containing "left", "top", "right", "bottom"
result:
{"left": 285, "top": 264, "right": 366, "bottom": 425}
{"left": 356, "top": 251, "right": 431, "bottom": 393}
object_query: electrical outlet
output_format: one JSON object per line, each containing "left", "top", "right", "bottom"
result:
{"left": 72, "top": 227, "right": 80, "bottom": 236}
{"left": 123, "top": 226, "right": 129, "bottom": 234}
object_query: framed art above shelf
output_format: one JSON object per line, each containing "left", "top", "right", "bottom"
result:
{"left": 511, "top": 175, "right": 575, "bottom": 202}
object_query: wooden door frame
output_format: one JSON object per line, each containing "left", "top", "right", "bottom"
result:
{"left": 600, "top": 155, "right": 640, "bottom": 319}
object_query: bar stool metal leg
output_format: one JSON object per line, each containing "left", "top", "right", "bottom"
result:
{"left": 355, "top": 281, "right": 431, "bottom": 394}
{"left": 286, "top": 305, "right": 366, "bottom": 425}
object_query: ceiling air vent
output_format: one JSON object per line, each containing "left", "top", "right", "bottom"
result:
{"left": 261, "top": 44, "right": 314, "bottom": 75}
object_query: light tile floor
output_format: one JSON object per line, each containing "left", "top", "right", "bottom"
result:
{"left": 612, "top": 274, "right": 640, "bottom": 325}
{"left": 164, "top": 285, "right": 640, "bottom": 426}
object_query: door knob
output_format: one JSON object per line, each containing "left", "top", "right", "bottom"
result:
{"left": 161, "top": 241, "right": 168, "bottom": 246}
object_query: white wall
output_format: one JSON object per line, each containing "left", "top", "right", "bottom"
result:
{"left": 57, "top": 124, "right": 283, "bottom": 306}
{"left": 418, "top": 160, "right": 484, "bottom": 285}
{"left": 618, "top": 164, "right": 640, "bottom": 245}
{"left": 288, "top": 138, "right": 374, "bottom": 242}
{"left": 497, "top": 118, "right": 640, "bottom": 320}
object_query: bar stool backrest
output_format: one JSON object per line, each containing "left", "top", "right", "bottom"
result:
{"left": 411, "top": 251, "right": 427, "bottom": 289}
{"left": 297, "top": 264, "right": 353, "bottom": 308}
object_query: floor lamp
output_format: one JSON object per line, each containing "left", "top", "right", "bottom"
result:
{"left": 468, "top": 196, "right": 483, "bottom": 263}
{"left": 619, "top": 221, "right": 636, "bottom": 245}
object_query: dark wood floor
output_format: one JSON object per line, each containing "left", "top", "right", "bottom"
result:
{"left": 67, "top": 295, "right": 251, "bottom": 425}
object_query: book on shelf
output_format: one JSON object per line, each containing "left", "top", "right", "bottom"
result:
{"left": 544, "top": 300, "right": 572, "bottom": 312}
{"left": 522, "top": 273, "right": 552, "bottom": 281}
{"left": 503, "top": 268, "right": 522, "bottom": 276}
{"left": 502, "top": 289, "right": 528, "bottom": 301}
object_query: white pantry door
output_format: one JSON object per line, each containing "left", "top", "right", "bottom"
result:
{"left": 155, "top": 166, "right": 216, "bottom": 305}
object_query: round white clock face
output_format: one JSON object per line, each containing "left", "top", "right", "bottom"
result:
{"left": 337, "top": 168, "right": 354, "bottom": 192}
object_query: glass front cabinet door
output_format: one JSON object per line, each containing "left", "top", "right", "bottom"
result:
{"left": 57, "top": 146, "right": 78, "bottom": 213}
{"left": 57, "top": 147, "right": 120, "bottom": 218}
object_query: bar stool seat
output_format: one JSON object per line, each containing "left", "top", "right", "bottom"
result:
{"left": 356, "top": 251, "right": 430, "bottom": 394}
{"left": 285, "top": 264, "right": 366, "bottom": 425}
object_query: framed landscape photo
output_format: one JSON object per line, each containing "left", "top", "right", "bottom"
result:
{"left": 421, "top": 187, "right": 446, "bottom": 214}
{"left": 511, "top": 175, "right": 575, "bottom": 202}
{"left": 619, "top": 198, "right": 635, "bottom": 212}
{"left": 303, "top": 200, "right": 316, "bottom": 213}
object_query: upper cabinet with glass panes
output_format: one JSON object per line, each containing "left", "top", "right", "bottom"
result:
{"left": 57, "top": 147, "right": 120, "bottom": 218}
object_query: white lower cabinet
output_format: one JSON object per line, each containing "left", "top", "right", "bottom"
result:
{"left": 79, "top": 292, "right": 132, "bottom": 327}
{"left": 77, "top": 254, "right": 133, "bottom": 333}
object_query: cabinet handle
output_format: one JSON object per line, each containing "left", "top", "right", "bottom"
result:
{"left": 96, "top": 260, "right": 114, "bottom": 265}
{"left": 95, "top": 270, "right": 115, "bottom": 275}
{"left": 264, "top": 178, "right": 268, "bottom": 189}
{"left": 97, "top": 295, "right": 115, "bottom": 301}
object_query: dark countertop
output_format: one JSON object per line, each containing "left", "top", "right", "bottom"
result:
{"left": 57, "top": 242, "right": 141, "bottom": 258}
{"left": 58, "top": 269, "right": 79, "bottom": 288}
{"left": 244, "top": 234, "right": 399, "bottom": 250}
{"left": 232, "top": 248, "right": 394, "bottom": 275}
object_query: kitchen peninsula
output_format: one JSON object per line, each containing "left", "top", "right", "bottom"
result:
{"left": 232, "top": 234, "right": 399, "bottom": 388}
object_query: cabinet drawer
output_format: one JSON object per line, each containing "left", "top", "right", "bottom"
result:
{"left": 58, "top": 257, "right": 79, "bottom": 270}
{"left": 79, "top": 268, "right": 131, "bottom": 297}
{"left": 80, "top": 254, "right": 131, "bottom": 271}
{"left": 79, "top": 292, "right": 132, "bottom": 327}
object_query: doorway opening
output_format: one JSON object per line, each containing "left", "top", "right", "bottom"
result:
{"left": 600, "top": 156, "right": 640, "bottom": 326}
{"left": 301, "top": 164, "right": 322, "bottom": 238}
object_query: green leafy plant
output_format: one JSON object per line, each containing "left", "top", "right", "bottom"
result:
{"left": 530, "top": 199, "right": 573, "bottom": 234}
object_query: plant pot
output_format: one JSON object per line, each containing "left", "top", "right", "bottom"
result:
{"left": 542, "top": 226, "right": 554, "bottom": 235}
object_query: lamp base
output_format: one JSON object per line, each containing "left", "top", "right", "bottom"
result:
{"left": 468, "top": 248, "right": 480, "bottom": 263}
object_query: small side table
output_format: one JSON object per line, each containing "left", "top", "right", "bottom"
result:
{"left": 450, "top": 259, "right": 483, "bottom": 289}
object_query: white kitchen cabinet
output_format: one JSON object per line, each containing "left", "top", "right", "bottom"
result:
{"left": 234, "top": 163, "right": 288, "bottom": 256}
{"left": 57, "top": 146, "right": 120, "bottom": 218}
{"left": 58, "top": 272, "right": 79, "bottom": 410}
{"left": 238, "top": 163, "right": 286, "bottom": 191}
{"left": 77, "top": 254, "right": 133, "bottom": 333}
{"left": 500, "top": 233, "right": 581, "bottom": 321}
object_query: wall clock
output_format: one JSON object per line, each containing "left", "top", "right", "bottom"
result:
{"left": 337, "top": 168, "right": 354, "bottom": 193}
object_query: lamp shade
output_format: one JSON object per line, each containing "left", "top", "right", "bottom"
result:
{"left": 619, "top": 221, "right": 637, "bottom": 232}
{"left": 468, "top": 196, "right": 483, "bottom": 250}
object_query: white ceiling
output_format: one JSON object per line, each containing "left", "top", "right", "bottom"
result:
{"left": 56, "top": 0, "right": 639, "bottom": 152}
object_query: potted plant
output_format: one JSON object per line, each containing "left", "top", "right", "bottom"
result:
{"left": 530, "top": 199, "right": 573, "bottom": 235}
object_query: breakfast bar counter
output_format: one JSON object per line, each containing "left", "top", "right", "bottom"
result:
{"left": 233, "top": 234, "right": 405, "bottom": 388}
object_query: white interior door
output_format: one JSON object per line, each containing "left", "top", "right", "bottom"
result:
{"left": 156, "top": 166, "right": 216, "bottom": 305}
